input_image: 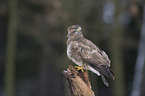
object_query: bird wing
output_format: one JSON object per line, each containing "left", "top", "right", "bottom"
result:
{"left": 76, "top": 38, "right": 111, "bottom": 67}
{"left": 72, "top": 38, "right": 114, "bottom": 85}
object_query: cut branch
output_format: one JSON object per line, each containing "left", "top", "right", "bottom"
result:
{"left": 63, "top": 65, "right": 95, "bottom": 96}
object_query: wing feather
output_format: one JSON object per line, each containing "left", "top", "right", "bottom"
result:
{"left": 74, "top": 39, "right": 114, "bottom": 80}
{"left": 77, "top": 38, "right": 111, "bottom": 67}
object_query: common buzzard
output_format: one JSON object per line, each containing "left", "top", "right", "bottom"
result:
{"left": 67, "top": 25, "right": 114, "bottom": 86}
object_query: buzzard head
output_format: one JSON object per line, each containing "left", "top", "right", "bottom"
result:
{"left": 67, "top": 25, "right": 83, "bottom": 38}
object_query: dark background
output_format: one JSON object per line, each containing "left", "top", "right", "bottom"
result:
{"left": 0, "top": 0, "right": 145, "bottom": 96}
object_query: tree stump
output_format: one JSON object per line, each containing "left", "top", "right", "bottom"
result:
{"left": 63, "top": 65, "right": 95, "bottom": 96}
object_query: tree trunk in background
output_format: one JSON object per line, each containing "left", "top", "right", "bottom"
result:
{"left": 111, "top": 20, "right": 125, "bottom": 96}
{"left": 111, "top": 1, "right": 125, "bottom": 96}
{"left": 132, "top": 4, "right": 145, "bottom": 96}
{"left": 4, "top": 0, "right": 17, "bottom": 96}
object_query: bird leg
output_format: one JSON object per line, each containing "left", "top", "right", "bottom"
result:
{"left": 75, "top": 66, "right": 84, "bottom": 72}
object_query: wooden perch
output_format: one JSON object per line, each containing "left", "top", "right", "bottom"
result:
{"left": 63, "top": 65, "right": 95, "bottom": 96}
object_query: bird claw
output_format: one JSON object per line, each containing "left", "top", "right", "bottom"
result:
{"left": 75, "top": 66, "right": 84, "bottom": 72}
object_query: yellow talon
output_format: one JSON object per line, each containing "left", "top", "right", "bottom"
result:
{"left": 75, "top": 66, "right": 84, "bottom": 72}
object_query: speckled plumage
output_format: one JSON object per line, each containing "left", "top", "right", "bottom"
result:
{"left": 67, "top": 25, "right": 114, "bottom": 86}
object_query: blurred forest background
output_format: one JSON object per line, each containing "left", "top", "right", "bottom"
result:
{"left": 0, "top": 0, "right": 145, "bottom": 96}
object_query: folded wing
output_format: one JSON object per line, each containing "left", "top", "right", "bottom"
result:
{"left": 75, "top": 39, "right": 114, "bottom": 86}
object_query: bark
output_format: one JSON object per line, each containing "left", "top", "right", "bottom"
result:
{"left": 63, "top": 65, "right": 95, "bottom": 96}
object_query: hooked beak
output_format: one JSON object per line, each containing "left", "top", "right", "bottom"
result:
{"left": 77, "top": 27, "right": 81, "bottom": 32}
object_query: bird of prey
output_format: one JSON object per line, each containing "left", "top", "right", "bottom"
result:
{"left": 67, "top": 25, "right": 114, "bottom": 86}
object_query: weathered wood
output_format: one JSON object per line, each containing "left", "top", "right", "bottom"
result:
{"left": 63, "top": 65, "right": 95, "bottom": 96}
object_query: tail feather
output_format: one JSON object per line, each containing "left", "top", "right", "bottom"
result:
{"left": 82, "top": 58, "right": 114, "bottom": 86}
{"left": 89, "top": 63, "right": 114, "bottom": 80}
{"left": 95, "top": 67, "right": 109, "bottom": 77}
{"left": 99, "top": 65, "right": 115, "bottom": 80}
{"left": 100, "top": 74, "right": 109, "bottom": 86}
{"left": 89, "top": 64, "right": 114, "bottom": 86}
